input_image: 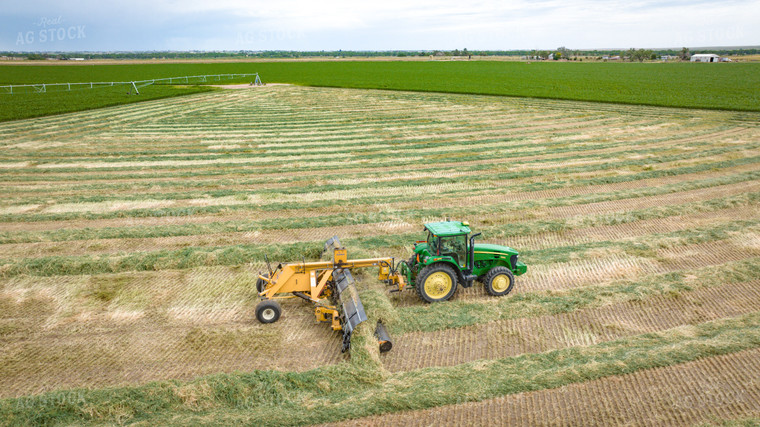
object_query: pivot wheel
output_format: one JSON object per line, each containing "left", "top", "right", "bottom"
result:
{"left": 256, "top": 274, "right": 270, "bottom": 294}
{"left": 255, "top": 300, "right": 282, "bottom": 323}
{"left": 416, "top": 264, "right": 458, "bottom": 303}
{"left": 484, "top": 267, "right": 515, "bottom": 297}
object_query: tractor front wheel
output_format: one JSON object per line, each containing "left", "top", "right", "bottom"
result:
{"left": 484, "top": 267, "right": 515, "bottom": 297}
{"left": 255, "top": 300, "right": 282, "bottom": 323}
{"left": 416, "top": 264, "right": 458, "bottom": 303}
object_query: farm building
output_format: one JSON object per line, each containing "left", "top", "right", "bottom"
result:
{"left": 691, "top": 53, "right": 721, "bottom": 62}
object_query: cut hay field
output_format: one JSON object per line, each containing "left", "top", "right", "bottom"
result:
{"left": 1, "top": 85, "right": 760, "bottom": 426}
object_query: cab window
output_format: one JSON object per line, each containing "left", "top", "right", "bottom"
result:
{"left": 439, "top": 234, "right": 467, "bottom": 268}
{"left": 427, "top": 232, "right": 439, "bottom": 254}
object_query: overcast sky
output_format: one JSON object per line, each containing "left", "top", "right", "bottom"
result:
{"left": 2, "top": 0, "right": 758, "bottom": 52}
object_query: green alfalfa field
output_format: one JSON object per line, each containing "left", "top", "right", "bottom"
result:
{"left": 1, "top": 60, "right": 759, "bottom": 121}
{"left": 1, "top": 62, "right": 760, "bottom": 425}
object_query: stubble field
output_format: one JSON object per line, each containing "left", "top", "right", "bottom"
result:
{"left": 1, "top": 85, "right": 759, "bottom": 425}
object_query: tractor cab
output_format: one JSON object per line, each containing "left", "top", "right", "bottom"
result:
{"left": 425, "top": 221, "right": 471, "bottom": 269}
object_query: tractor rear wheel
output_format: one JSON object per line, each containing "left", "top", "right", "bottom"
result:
{"left": 416, "top": 264, "right": 458, "bottom": 303}
{"left": 484, "top": 267, "right": 515, "bottom": 297}
{"left": 255, "top": 300, "right": 282, "bottom": 323}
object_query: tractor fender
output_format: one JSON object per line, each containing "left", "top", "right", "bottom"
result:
{"left": 487, "top": 258, "right": 526, "bottom": 276}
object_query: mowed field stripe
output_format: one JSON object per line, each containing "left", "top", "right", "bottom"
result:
{"left": 1, "top": 126, "right": 747, "bottom": 196}
{"left": 1, "top": 125, "right": 746, "bottom": 176}
{"left": 0, "top": 87, "right": 748, "bottom": 169}
{"left": 3, "top": 124, "right": 746, "bottom": 186}
{"left": 2, "top": 129, "right": 753, "bottom": 202}
{"left": 0, "top": 265, "right": 343, "bottom": 399}
{"left": 0, "top": 196, "right": 756, "bottom": 260}
{"left": 1, "top": 212, "right": 757, "bottom": 279}
{"left": 384, "top": 280, "right": 760, "bottom": 372}
{"left": 2, "top": 154, "right": 757, "bottom": 224}
{"left": 463, "top": 237, "right": 760, "bottom": 298}
{"left": 1, "top": 165, "right": 756, "bottom": 237}
{"left": 1, "top": 211, "right": 757, "bottom": 281}
{"left": 326, "top": 348, "right": 760, "bottom": 427}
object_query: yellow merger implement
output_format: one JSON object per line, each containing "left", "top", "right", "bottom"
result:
{"left": 255, "top": 236, "right": 405, "bottom": 352}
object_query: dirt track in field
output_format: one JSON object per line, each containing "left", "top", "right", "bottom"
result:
{"left": 326, "top": 348, "right": 760, "bottom": 426}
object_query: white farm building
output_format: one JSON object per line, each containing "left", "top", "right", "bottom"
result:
{"left": 691, "top": 54, "right": 721, "bottom": 62}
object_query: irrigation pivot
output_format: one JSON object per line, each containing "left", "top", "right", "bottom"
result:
{"left": 0, "top": 73, "right": 263, "bottom": 95}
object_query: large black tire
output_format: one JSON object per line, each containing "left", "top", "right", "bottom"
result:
{"left": 484, "top": 267, "right": 515, "bottom": 297}
{"left": 415, "top": 264, "right": 458, "bottom": 303}
{"left": 256, "top": 274, "right": 269, "bottom": 294}
{"left": 255, "top": 300, "right": 282, "bottom": 323}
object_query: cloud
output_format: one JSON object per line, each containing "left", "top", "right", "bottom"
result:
{"left": 1, "top": 0, "right": 758, "bottom": 51}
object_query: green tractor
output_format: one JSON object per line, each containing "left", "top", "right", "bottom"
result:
{"left": 399, "top": 220, "right": 527, "bottom": 302}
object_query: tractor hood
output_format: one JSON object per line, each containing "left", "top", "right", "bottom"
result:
{"left": 413, "top": 242, "right": 430, "bottom": 255}
{"left": 473, "top": 243, "right": 519, "bottom": 256}
{"left": 475, "top": 243, "right": 526, "bottom": 275}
